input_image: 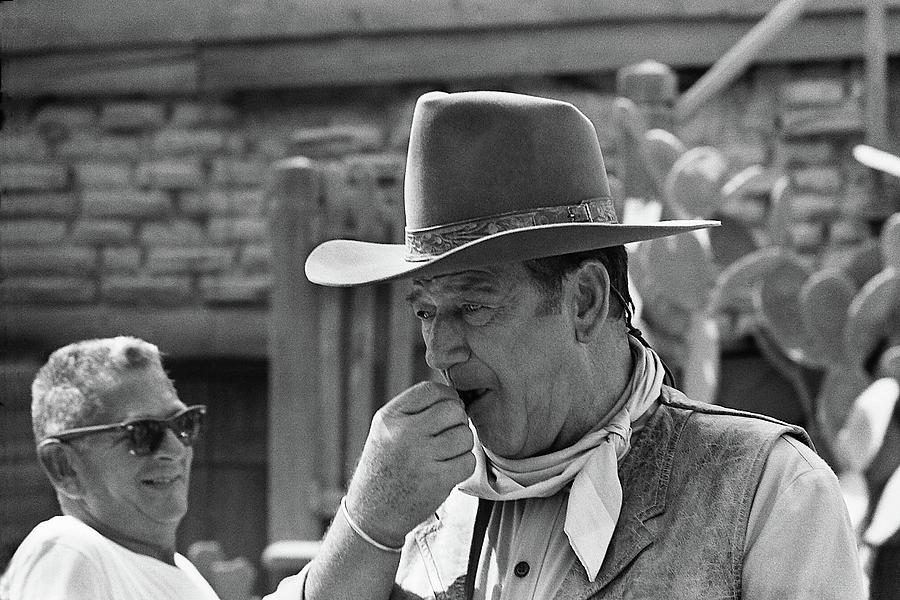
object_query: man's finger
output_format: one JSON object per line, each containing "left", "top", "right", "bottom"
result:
{"left": 440, "top": 450, "right": 476, "bottom": 483}
{"left": 432, "top": 425, "right": 474, "bottom": 461}
{"left": 393, "top": 381, "right": 461, "bottom": 416}
{"left": 424, "top": 403, "right": 470, "bottom": 437}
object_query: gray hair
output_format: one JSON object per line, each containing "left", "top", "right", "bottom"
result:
{"left": 522, "top": 245, "right": 632, "bottom": 319}
{"left": 31, "top": 337, "right": 169, "bottom": 442}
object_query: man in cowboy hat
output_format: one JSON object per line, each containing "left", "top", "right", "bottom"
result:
{"left": 267, "top": 91, "right": 863, "bottom": 599}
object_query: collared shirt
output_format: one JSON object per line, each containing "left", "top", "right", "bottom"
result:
{"left": 471, "top": 433, "right": 864, "bottom": 600}
{"left": 265, "top": 406, "right": 865, "bottom": 600}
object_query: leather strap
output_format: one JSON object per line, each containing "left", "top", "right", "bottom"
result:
{"left": 464, "top": 499, "right": 495, "bottom": 600}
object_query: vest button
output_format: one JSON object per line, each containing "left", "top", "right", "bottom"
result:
{"left": 513, "top": 561, "right": 530, "bottom": 577}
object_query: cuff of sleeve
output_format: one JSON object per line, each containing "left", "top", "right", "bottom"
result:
{"left": 263, "top": 562, "right": 311, "bottom": 600}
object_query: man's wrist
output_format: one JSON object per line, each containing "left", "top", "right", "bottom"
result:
{"left": 340, "top": 497, "right": 405, "bottom": 553}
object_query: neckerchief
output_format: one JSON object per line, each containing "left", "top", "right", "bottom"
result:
{"left": 458, "top": 337, "right": 664, "bottom": 581}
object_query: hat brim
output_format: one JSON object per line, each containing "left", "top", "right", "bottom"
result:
{"left": 305, "top": 220, "right": 719, "bottom": 287}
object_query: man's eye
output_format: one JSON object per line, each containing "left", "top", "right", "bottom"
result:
{"left": 414, "top": 309, "right": 434, "bottom": 321}
{"left": 462, "top": 304, "right": 494, "bottom": 325}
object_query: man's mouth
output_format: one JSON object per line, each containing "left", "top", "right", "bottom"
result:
{"left": 457, "top": 388, "right": 489, "bottom": 407}
{"left": 141, "top": 475, "right": 182, "bottom": 488}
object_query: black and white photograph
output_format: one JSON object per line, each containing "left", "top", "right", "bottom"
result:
{"left": 1, "top": 1, "right": 898, "bottom": 598}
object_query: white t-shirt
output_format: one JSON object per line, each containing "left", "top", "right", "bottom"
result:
{"left": 0, "top": 515, "right": 221, "bottom": 600}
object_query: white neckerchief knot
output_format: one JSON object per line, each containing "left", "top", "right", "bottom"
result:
{"left": 459, "top": 337, "right": 665, "bottom": 581}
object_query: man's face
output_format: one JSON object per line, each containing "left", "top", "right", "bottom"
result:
{"left": 409, "top": 262, "right": 586, "bottom": 458}
{"left": 69, "top": 369, "right": 193, "bottom": 544}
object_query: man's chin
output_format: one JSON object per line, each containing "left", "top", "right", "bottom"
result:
{"left": 144, "top": 501, "right": 189, "bottom": 526}
{"left": 472, "top": 425, "right": 518, "bottom": 459}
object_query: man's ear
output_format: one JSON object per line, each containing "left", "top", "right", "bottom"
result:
{"left": 37, "top": 441, "right": 84, "bottom": 499}
{"left": 568, "top": 260, "right": 611, "bottom": 343}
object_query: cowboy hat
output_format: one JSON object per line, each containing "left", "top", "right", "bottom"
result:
{"left": 305, "top": 90, "right": 718, "bottom": 287}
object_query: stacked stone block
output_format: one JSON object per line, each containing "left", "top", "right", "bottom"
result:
{"left": 772, "top": 71, "right": 874, "bottom": 261}
{"left": 0, "top": 93, "right": 445, "bottom": 311}
{"left": 676, "top": 61, "right": 898, "bottom": 263}
{"left": 0, "top": 99, "right": 275, "bottom": 307}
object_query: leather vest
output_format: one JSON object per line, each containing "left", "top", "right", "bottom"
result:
{"left": 392, "top": 387, "right": 811, "bottom": 600}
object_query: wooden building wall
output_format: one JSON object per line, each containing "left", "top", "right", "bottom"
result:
{"left": 3, "top": 1, "right": 900, "bottom": 95}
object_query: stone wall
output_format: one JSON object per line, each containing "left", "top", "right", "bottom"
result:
{"left": 0, "top": 89, "right": 421, "bottom": 313}
{"left": 676, "top": 62, "right": 899, "bottom": 256}
{"left": 1, "top": 98, "right": 283, "bottom": 308}
{"left": 1, "top": 59, "right": 898, "bottom": 354}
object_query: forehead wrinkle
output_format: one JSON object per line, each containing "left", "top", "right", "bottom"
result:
{"left": 98, "top": 374, "right": 181, "bottom": 423}
{"left": 121, "top": 399, "right": 184, "bottom": 421}
{"left": 413, "top": 267, "right": 515, "bottom": 297}
{"left": 124, "top": 403, "right": 186, "bottom": 423}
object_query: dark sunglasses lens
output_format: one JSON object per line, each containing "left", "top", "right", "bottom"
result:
{"left": 173, "top": 409, "right": 204, "bottom": 445}
{"left": 125, "top": 408, "right": 204, "bottom": 455}
{"left": 127, "top": 421, "right": 167, "bottom": 456}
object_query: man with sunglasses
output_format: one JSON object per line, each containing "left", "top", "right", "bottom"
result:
{"left": 0, "top": 336, "right": 219, "bottom": 600}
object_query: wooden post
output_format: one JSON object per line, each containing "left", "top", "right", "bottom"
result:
{"left": 386, "top": 167, "right": 418, "bottom": 399}
{"left": 345, "top": 287, "right": 378, "bottom": 484}
{"left": 317, "top": 286, "right": 345, "bottom": 508}
{"left": 675, "top": 0, "right": 812, "bottom": 123}
{"left": 266, "top": 157, "right": 325, "bottom": 541}
{"left": 616, "top": 60, "right": 676, "bottom": 203}
{"left": 864, "top": 0, "right": 888, "bottom": 149}
{"left": 863, "top": 0, "right": 891, "bottom": 218}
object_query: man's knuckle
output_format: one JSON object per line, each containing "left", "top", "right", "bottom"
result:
{"left": 462, "top": 452, "right": 476, "bottom": 474}
{"left": 430, "top": 402, "right": 456, "bottom": 423}
{"left": 448, "top": 427, "right": 470, "bottom": 449}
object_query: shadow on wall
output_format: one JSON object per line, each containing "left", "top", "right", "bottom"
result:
{"left": 0, "top": 350, "right": 55, "bottom": 571}
{"left": 169, "top": 357, "right": 269, "bottom": 597}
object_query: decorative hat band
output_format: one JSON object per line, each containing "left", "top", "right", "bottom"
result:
{"left": 404, "top": 197, "right": 617, "bottom": 261}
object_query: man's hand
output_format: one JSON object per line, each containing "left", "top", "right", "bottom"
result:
{"left": 344, "top": 381, "right": 475, "bottom": 547}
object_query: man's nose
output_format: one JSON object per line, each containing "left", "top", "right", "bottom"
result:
{"left": 424, "top": 315, "right": 470, "bottom": 371}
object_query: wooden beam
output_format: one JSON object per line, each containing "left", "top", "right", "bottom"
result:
{"left": 2, "top": 49, "right": 198, "bottom": 97}
{"left": 0, "top": 306, "right": 268, "bottom": 357}
{"left": 676, "top": 0, "right": 813, "bottom": 122}
{"left": 201, "top": 0, "right": 681, "bottom": 44}
{"left": 3, "top": 0, "right": 898, "bottom": 54}
{"left": 2, "top": 7, "right": 899, "bottom": 96}
{"left": 201, "top": 13, "right": 900, "bottom": 92}
{"left": 0, "top": 0, "right": 201, "bottom": 53}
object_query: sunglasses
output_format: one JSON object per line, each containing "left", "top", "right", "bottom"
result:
{"left": 39, "top": 405, "right": 206, "bottom": 456}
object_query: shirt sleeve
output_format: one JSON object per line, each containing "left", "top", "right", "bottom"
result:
{"left": 262, "top": 565, "right": 308, "bottom": 599}
{"left": 6, "top": 542, "right": 112, "bottom": 600}
{"left": 743, "top": 435, "right": 866, "bottom": 600}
